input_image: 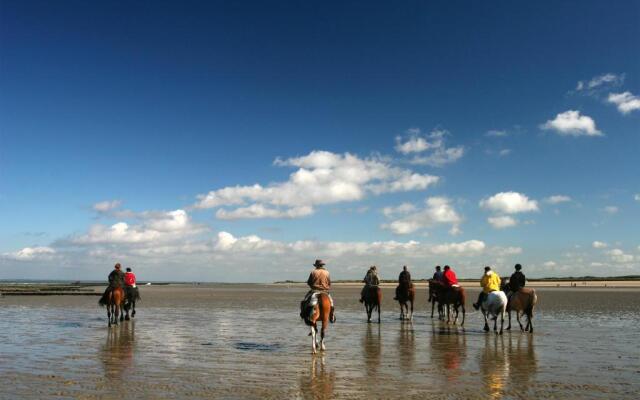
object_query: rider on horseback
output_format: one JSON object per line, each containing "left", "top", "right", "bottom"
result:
{"left": 442, "top": 265, "right": 459, "bottom": 288}
{"left": 508, "top": 264, "right": 526, "bottom": 292}
{"left": 433, "top": 265, "right": 444, "bottom": 282}
{"left": 99, "top": 263, "right": 125, "bottom": 306}
{"left": 473, "top": 266, "right": 501, "bottom": 310}
{"left": 124, "top": 267, "right": 141, "bottom": 302}
{"left": 394, "top": 265, "right": 412, "bottom": 300}
{"left": 302, "top": 259, "right": 336, "bottom": 323}
{"left": 359, "top": 266, "right": 380, "bottom": 303}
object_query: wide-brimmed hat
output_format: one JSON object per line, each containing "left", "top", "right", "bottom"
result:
{"left": 313, "top": 259, "right": 325, "bottom": 267}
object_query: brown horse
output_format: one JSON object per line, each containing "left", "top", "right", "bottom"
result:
{"left": 363, "top": 285, "right": 382, "bottom": 323}
{"left": 99, "top": 287, "right": 124, "bottom": 327}
{"left": 396, "top": 284, "right": 415, "bottom": 320}
{"left": 428, "top": 280, "right": 445, "bottom": 320}
{"left": 502, "top": 281, "right": 537, "bottom": 333}
{"left": 429, "top": 280, "right": 466, "bottom": 326}
{"left": 303, "top": 293, "right": 331, "bottom": 354}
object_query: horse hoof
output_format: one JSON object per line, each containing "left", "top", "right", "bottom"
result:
{"left": 506, "top": 327, "right": 511, "bottom": 330}
{"left": 125, "top": 316, "right": 130, "bottom": 321}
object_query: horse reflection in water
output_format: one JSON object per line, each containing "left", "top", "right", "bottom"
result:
{"left": 298, "top": 356, "right": 336, "bottom": 400}
{"left": 362, "top": 324, "right": 381, "bottom": 377}
{"left": 398, "top": 321, "right": 415, "bottom": 371}
{"left": 100, "top": 321, "right": 136, "bottom": 383}
{"left": 430, "top": 325, "right": 467, "bottom": 384}
{"left": 505, "top": 334, "right": 537, "bottom": 395}
{"left": 480, "top": 335, "right": 509, "bottom": 399}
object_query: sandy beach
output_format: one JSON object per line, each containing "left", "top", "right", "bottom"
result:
{"left": 1, "top": 284, "right": 639, "bottom": 399}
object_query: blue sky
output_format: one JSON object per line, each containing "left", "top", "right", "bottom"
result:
{"left": 1, "top": 1, "right": 639, "bottom": 282}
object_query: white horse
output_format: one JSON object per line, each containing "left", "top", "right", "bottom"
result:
{"left": 480, "top": 291, "right": 508, "bottom": 335}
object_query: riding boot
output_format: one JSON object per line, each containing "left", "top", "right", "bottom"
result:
{"left": 330, "top": 306, "right": 336, "bottom": 323}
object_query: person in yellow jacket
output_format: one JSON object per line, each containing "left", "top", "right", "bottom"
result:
{"left": 473, "top": 266, "right": 501, "bottom": 310}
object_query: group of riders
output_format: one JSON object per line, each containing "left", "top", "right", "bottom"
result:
{"left": 300, "top": 259, "right": 528, "bottom": 320}
{"left": 99, "top": 263, "right": 141, "bottom": 306}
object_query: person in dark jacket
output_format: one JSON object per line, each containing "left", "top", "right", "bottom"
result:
{"left": 432, "top": 265, "right": 444, "bottom": 282}
{"left": 99, "top": 263, "right": 125, "bottom": 306}
{"left": 394, "top": 266, "right": 412, "bottom": 300}
{"left": 509, "top": 264, "right": 526, "bottom": 292}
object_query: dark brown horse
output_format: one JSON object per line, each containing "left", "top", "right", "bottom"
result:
{"left": 99, "top": 287, "right": 124, "bottom": 327}
{"left": 429, "top": 280, "right": 466, "bottom": 326}
{"left": 303, "top": 293, "right": 331, "bottom": 354}
{"left": 362, "top": 285, "right": 382, "bottom": 323}
{"left": 428, "top": 280, "right": 445, "bottom": 320}
{"left": 502, "top": 281, "right": 537, "bottom": 333}
{"left": 396, "top": 284, "right": 415, "bottom": 320}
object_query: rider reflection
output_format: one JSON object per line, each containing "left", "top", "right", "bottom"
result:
{"left": 398, "top": 321, "right": 415, "bottom": 370}
{"left": 100, "top": 321, "right": 136, "bottom": 382}
{"left": 298, "top": 356, "right": 335, "bottom": 400}
{"left": 430, "top": 325, "right": 467, "bottom": 383}
{"left": 362, "top": 324, "right": 381, "bottom": 376}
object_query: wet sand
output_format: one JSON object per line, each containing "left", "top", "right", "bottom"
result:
{"left": 1, "top": 285, "right": 638, "bottom": 399}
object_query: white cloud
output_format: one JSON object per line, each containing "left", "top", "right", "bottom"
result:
{"left": 544, "top": 195, "right": 572, "bottom": 204}
{"left": 193, "top": 151, "right": 439, "bottom": 218}
{"left": 608, "top": 92, "right": 640, "bottom": 114}
{"left": 498, "top": 149, "right": 511, "bottom": 157}
{"left": 70, "top": 209, "right": 204, "bottom": 245}
{"left": 592, "top": 241, "right": 608, "bottom": 249}
{"left": 540, "top": 110, "right": 602, "bottom": 137}
{"left": 576, "top": 73, "right": 625, "bottom": 92}
{"left": 216, "top": 204, "right": 314, "bottom": 220}
{"left": 486, "top": 130, "right": 508, "bottom": 137}
{"left": 93, "top": 200, "right": 122, "bottom": 212}
{"left": 635, "top": 194, "right": 640, "bottom": 202}
{"left": 603, "top": 206, "right": 619, "bottom": 214}
{"left": 543, "top": 261, "right": 557, "bottom": 267}
{"left": 3, "top": 246, "right": 56, "bottom": 261}
{"left": 382, "top": 197, "right": 462, "bottom": 235}
{"left": 395, "top": 128, "right": 465, "bottom": 167}
{"left": 480, "top": 192, "right": 539, "bottom": 214}
{"left": 487, "top": 215, "right": 518, "bottom": 229}
{"left": 607, "top": 248, "right": 634, "bottom": 263}
{"left": 381, "top": 202, "right": 417, "bottom": 217}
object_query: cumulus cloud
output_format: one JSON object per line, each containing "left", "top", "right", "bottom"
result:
{"left": 381, "top": 203, "right": 417, "bottom": 218}
{"left": 607, "top": 249, "right": 634, "bottom": 263}
{"left": 93, "top": 200, "right": 122, "bottom": 213}
{"left": 635, "top": 194, "right": 640, "bottom": 202}
{"left": 540, "top": 110, "right": 602, "bottom": 137}
{"left": 395, "top": 129, "right": 465, "bottom": 167}
{"left": 543, "top": 261, "right": 557, "bottom": 267}
{"left": 381, "top": 197, "right": 462, "bottom": 235}
{"left": 544, "top": 195, "right": 572, "bottom": 204}
{"left": 70, "top": 209, "right": 204, "bottom": 245}
{"left": 603, "top": 206, "right": 619, "bottom": 214}
{"left": 193, "top": 150, "right": 439, "bottom": 218}
{"left": 592, "top": 241, "right": 608, "bottom": 249}
{"left": 480, "top": 192, "right": 539, "bottom": 214}
{"left": 216, "top": 205, "right": 314, "bottom": 220}
{"left": 607, "top": 92, "right": 640, "bottom": 114}
{"left": 3, "top": 246, "right": 56, "bottom": 261}
{"left": 487, "top": 215, "right": 518, "bottom": 229}
{"left": 575, "top": 73, "right": 625, "bottom": 92}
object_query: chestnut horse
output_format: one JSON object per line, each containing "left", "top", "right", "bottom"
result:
{"left": 99, "top": 287, "right": 124, "bottom": 327}
{"left": 363, "top": 285, "right": 382, "bottom": 323}
{"left": 303, "top": 293, "right": 331, "bottom": 354}
{"left": 396, "top": 284, "right": 415, "bottom": 320}
{"left": 502, "top": 281, "right": 537, "bottom": 333}
{"left": 428, "top": 280, "right": 466, "bottom": 326}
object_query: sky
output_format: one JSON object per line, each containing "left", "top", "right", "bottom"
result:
{"left": 1, "top": 0, "right": 639, "bottom": 282}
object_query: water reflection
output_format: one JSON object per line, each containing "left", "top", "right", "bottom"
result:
{"left": 479, "top": 335, "right": 509, "bottom": 399}
{"left": 100, "top": 321, "right": 136, "bottom": 381}
{"left": 398, "top": 321, "right": 415, "bottom": 370}
{"left": 430, "top": 324, "right": 467, "bottom": 383}
{"left": 362, "top": 324, "right": 381, "bottom": 376}
{"left": 298, "top": 356, "right": 335, "bottom": 400}
{"left": 506, "top": 334, "right": 537, "bottom": 394}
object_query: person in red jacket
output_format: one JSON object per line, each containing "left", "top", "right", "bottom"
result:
{"left": 442, "top": 265, "right": 459, "bottom": 287}
{"left": 124, "top": 267, "right": 141, "bottom": 302}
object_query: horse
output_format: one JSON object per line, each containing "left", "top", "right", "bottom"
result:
{"left": 429, "top": 280, "right": 466, "bottom": 326}
{"left": 396, "top": 284, "right": 415, "bottom": 320}
{"left": 428, "top": 280, "right": 445, "bottom": 320}
{"left": 302, "top": 292, "right": 331, "bottom": 354}
{"left": 99, "top": 287, "right": 125, "bottom": 327}
{"left": 123, "top": 286, "right": 140, "bottom": 321}
{"left": 501, "top": 281, "right": 537, "bottom": 333}
{"left": 480, "top": 291, "right": 508, "bottom": 335}
{"left": 362, "top": 285, "right": 382, "bottom": 323}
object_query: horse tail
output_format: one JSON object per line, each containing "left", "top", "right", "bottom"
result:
{"left": 98, "top": 289, "right": 109, "bottom": 307}
{"left": 458, "top": 287, "right": 466, "bottom": 307}
{"left": 526, "top": 289, "right": 537, "bottom": 315}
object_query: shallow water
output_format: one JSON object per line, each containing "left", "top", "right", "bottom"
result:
{"left": 1, "top": 285, "right": 639, "bottom": 399}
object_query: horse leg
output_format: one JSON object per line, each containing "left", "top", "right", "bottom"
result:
{"left": 131, "top": 301, "right": 136, "bottom": 318}
{"left": 124, "top": 301, "right": 130, "bottom": 321}
{"left": 461, "top": 305, "right": 465, "bottom": 327}
{"left": 499, "top": 310, "right": 505, "bottom": 335}
{"left": 527, "top": 310, "right": 534, "bottom": 333}
{"left": 107, "top": 305, "right": 112, "bottom": 327}
{"left": 430, "top": 300, "right": 435, "bottom": 318}
{"left": 410, "top": 300, "right": 413, "bottom": 321}
{"left": 320, "top": 322, "right": 326, "bottom": 351}
{"left": 517, "top": 311, "right": 524, "bottom": 331}
{"left": 311, "top": 325, "right": 317, "bottom": 354}
{"left": 377, "top": 303, "right": 381, "bottom": 324}
{"left": 493, "top": 314, "right": 498, "bottom": 333}
{"left": 366, "top": 304, "right": 371, "bottom": 323}
{"left": 507, "top": 310, "right": 512, "bottom": 330}
{"left": 483, "top": 311, "right": 489, "bottom": 332}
